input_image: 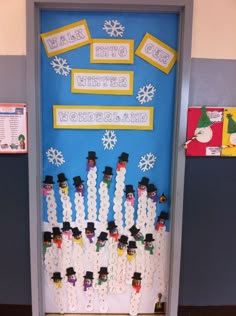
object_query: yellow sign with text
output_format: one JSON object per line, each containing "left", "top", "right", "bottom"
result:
{"left": 71, "top": 69, "right": 134, "bottom": 95}
{"left": 135, "top": 33, "right": 177, "bottom": 74}
{"left": 90, "top": 39, "right": 134, "bottom": 64}
{"left": 41, "top": 20, "right": 92, "bottom": 57}
{"left": 53, "top": 105, "right": 153, "bottom": 130}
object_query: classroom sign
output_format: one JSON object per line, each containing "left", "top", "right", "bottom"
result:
{"left": 0, "top": 103, "right": 27, "bottom": 154}
{"left": 40, "top": 10, "right": 178, "bottom": 315}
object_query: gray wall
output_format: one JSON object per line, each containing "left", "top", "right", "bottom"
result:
{"left": 0, "top": 56, "right": 31, "bottom": 304}
{"left": 0, "top": 56, "right": 235, "bottom": 306}
{"left": 179, "top": 59, "right": 236, "bottom": 305}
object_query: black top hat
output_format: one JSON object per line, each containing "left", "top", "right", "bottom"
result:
{"left": 85, "top": 222, "right": 96, "bottom": 231}
{"left": 51, "top": 272, "right": 62, "bottom": 280}
{"left": 118, "top": 235, "right": 128, "bottom": 244}
{"left": 107, "top": 221, "right": 117, "bottom": 231}
{"left": 66, "top": 267, "right": 76, "bottom": 276}
{"left": 144, "top": 233, "right": 155, "bottom": 242}
{"left": 83, "top": 271, "right": 94, "bottom": 279}
{"left": 125, "top": 185, "right": 135, "bottom": 194}
{"left": 118, "top": 152, "right": 129, "bottom": 162}
{"left": 138, "top": 177, "right": 149, "bottom": 186}
{"left": 132, "top": 272, "right": 142, "bottom": 280}
{"left": 127, "top": 240, "right": 137, "bottom": 249}
{"left": 158, "top": 211, "right": 169, "bottom": 221}
{"left": 72, "top": 227, "right": 82, "bottom": 237}
{"left": 127, "top": 241, "right": 137, "bottom": 249}
{"left": 62, "top": 221, "right": 71, "bottom": 232}
{"left": 87, "top": 151, "right": 97, "bottom": 160}
{"left": 57, "top": 173, "right": 67, "bottom": 183}
{"left": 147, "top": 183, "right": 157, "bottom": 193}
{"left": 43, "top": 175, "right": 54, "bottom": 184}
{"left": 102, "top": 166, "right": 113, "bottom": 175}
{"left": 44, "top": 231, "right": 52, "bottom": 242}
{"left": 73, "top": 176, "right": 84, "bottom": 186}
{"left": 129, "top": 225, "right": 140, "bottom": 236}
{"left": 98, "top": 232, "right": 108, "bottom": 241}
{"left": 52, "top": 227, "right": 61, "bottom": 236}
{"left": 98, "top": 267, "right": 109, "bottom": 275}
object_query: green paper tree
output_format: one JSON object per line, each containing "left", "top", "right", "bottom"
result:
{"left": 197, "top": 107, "right": 212, "bottom": 128}
{"left": 227, "top": 113, "right": 236, "bottom": 134}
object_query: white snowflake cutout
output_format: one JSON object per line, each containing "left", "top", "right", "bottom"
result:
{"left": 138, "top": 152, "right": 157, "bottom": 172}
{"left": 50, "top": 56, "right": 71, "bottom": 76}
{"left": 136, "top": 84, "right": 156, "bottom": 104}
{"left": 102, "top": 130, "right": 117, "bottom": 150}
{"left": 103, "top": 20, "right": 125, "bottom": 37}
{"left": 46, "top": 147, "right": 65, "bottom": 166}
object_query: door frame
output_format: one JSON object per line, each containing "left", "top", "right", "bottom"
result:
{"left": 26, "top": 1, "right": 193, "bottom": 315}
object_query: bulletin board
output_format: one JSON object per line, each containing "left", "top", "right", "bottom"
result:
{"left": 26, "top": 1, "right": 193, "bottom": 316}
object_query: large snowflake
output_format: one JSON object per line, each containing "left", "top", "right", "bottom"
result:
{"left": 102, "top": 130, "right": 117, "bottom": 150}
{"left": 50, "top": 56, "right": 71, "bottom": 76}
{"left": 103, "top": 20, "right": 125, "bottom": 37}
{"left": 138, "top": 152, "right": 157, "bottom": 172}
{"left": 136, "top": 84, "right": 156, "bottom": 104}
{"left": 46, "top": 147, "right": 65, "bottom": 166}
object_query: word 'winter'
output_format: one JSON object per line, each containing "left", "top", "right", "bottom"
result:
{"left": 76, "top": 76, "right": 128, "bottom": 88}
{"left": 71, "top": 69, "right": 133, "bottom": 94}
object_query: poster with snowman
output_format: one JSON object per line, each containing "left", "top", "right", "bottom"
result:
{"left": 221, "top": 108, "right": 236, "bottom": 156}
{"left": 185, "top": 107, "right": 223, "bottom": 156}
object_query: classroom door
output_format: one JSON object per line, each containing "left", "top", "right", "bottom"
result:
{"left": 40, "top": 9, "right": 178, "bottom": 315}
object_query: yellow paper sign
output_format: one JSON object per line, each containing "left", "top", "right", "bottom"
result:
{"left": 221, "top": 108, "right": 236, "bottom": 156}
{"left": 71, "top": 69, "right": 134, "bottom": 95}
{"left": 135, "top": 33, "right": 177, "bottom": 74}
{"left": 40, "top": 20, "right": 92, "bottom": 57}
{"left": 90, "top": 39, "right": 134, "bottom": 64}
{"left": 53, "top": 105, "right": 153, "bottom": 130}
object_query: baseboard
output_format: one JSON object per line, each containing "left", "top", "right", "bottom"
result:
{"left": 1, "top": 304, "right": 236, "bottom": 316}
{"left": 178, "top": 305, "right": 236, "bottom": 316}
{"left": 0, "top": 304, "right": 32, "bottom": 316}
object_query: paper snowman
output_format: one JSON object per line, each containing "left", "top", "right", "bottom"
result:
{"left": 194, "top": 107, "right": 213, "bottom": 143}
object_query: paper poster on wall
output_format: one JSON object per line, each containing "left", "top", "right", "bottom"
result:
{"left": 0, "top": 103, "right": 27, "bottom": 154}
{"left": 221, "top": 108, "right": 236, "bottom": 156}
{"left": 185, "top": 107, "right": 223, "bottom": 156}
{"left": 40, "top": 10, "right": 179, "bottom": 315}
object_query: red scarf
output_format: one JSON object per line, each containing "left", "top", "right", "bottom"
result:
{"left": 133, "top": 285, "right": 141, "bottom": 293}
{"left": 53, "top": 239, "right": 62, "bottom": 249}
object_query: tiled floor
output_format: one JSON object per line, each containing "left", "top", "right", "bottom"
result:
{"left": 46, "top": 314, "right": 164, "bottom": 316}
